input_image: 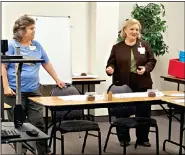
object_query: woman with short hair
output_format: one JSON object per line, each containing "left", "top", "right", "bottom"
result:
{"left": 2, "top": 14, "right": 65, "bottom": 155}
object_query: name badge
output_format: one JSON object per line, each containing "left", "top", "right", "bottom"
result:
{"left": 29, "top": 45, "right": 36, "bottom": 51}
{"left": 138, "top": 47, "right": 145, "bottom": 54}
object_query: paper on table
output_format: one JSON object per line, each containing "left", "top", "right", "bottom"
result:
{"left": 58, "top": 95, "right": 103, "bottom": 101}
{"left": 172, "top": 99, "right": 185, "bottom": 103}
{"left": 168, "top": 93, "right": 185, "bottom": 97}
{"left": 72, "top": 75, "right": 98, "bottom": 79}
{"left": 58, "top": 95, "right": 87, "bottom": 101}
{"left": 113, "top": 92, "right": 164, "bottom": 98}
{"left": 72, "top": 73, "right": 98, "bottom": 79}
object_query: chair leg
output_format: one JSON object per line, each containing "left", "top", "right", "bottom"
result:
{"left": 61, "top": 133, "right": 64, "bottom": 155}
{"left": 123, "top": 141, "right": 127, "bottom": 155}
{"left": 49, "top": 127, "right": 55, "bottom": 148}
{"left": 82, "top": 131, "right": 88, "bottom": 154}
{"left": 155, "top": 125, "right": 159, "bottom": 155}
{"left": 103, "top": 125, "right": 113, "bottom": 152}
{"left": 98, "top": 131, "right": 102, "bottom": 155}
{"left": 163, "top": 139, "right": 167, "bottom": 151}
{"left": 134, "top": 139, "right": 138, "bottom": 149}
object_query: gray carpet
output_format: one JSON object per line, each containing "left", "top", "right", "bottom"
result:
{"left": 1, "top": 115, "right": 184, "bottom": 155}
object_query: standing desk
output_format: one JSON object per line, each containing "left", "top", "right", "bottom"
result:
{"left": 1, "top": 122, "right": 50, "bottom": 154}
{"left": 1, "top": 56, "right": 44, "bottom": 120}
{"left": 1, "top": 56, "right": 44, "bottom": 154}
{"left": 29, "top": 90, "right": 182, "bottom": 154}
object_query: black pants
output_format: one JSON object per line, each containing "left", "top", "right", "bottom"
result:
{"left": 4, "top": 89, "right": 50, "bottom": 155}
{"left": 116, "top": 72, "right": 151, "bottom": 143}
{"left": 115, "top": 108, "right": 134, "bottom": 142}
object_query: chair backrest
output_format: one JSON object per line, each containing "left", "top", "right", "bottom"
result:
{"left": 51, "top": 84, "right": 80, "bottom": 96}
{"left": 51, "top": 85, "right": 84, "bottom": 121}
{"left": 108, "top": 84, "right": 133, "bottom": 94}
{"left": 107, "top": 84, "right": 136, "bottom": 123}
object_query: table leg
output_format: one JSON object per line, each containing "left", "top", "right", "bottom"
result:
{"left": 179, "top": 111, "right": 184, "bottom": 155}
{"left": 88, "top": 84, "right": 90, "bottom": 92}
{"left": 44, "top": 107, "right": 49, "bottom": 152}
{"left": 162, "top": 105, "right": 175, "bottom": 151}
{"left": 53, "top": 111, "right": 56, "bottom": 155}
{"left": 162, "top": 106, "right": 185, "bottom": 154}
{"left": 87, "top": 84, "right": 90, "bottom": 118}
{"left": 168, "top": 106, "right": 172, "bottom": 140}
{"left": 1, "top": 76, "right": 5, "bottom": 120}
{"left": 45, "top": 107, "right": 48, "bottom": 134}
{"left": 16, "top": 142, "right": 22, "bottom": 154}
{"left": 184, "top": 113, "right": 185, "bottom": 154}
{"left": 82, "top": 84, "right": 84, "bottom": 94}
{"left": 177, "top": 83, "right": 180, "bottom": 91}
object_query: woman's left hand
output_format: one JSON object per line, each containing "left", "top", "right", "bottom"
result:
{"left": 56, "top": 79, "right": 66, "bottom": 88}
{"left": 137, "top": 66, "right": 146, "bottom": 75}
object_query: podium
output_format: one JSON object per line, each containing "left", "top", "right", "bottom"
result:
{"left": 1, "top": 55, "right": 44, "bottom": 121}
{"left": 1, "top": 55, "right": 44, "bottom": 154}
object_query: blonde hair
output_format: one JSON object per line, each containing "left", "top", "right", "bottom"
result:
{"left": 13, "top": 14, "right": 35, "bottom": 41}
{"left": 120, "top": 18, "right": 142, "bottom": 39}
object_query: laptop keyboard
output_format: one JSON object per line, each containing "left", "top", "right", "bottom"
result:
{"left": 1, "top": 129, "right": 20, "bottom": 139}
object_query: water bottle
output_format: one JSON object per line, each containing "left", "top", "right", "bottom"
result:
{"left": 179, "top": 50, "right": 185, "bottom": 63}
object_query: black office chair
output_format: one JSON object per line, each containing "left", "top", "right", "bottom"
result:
{"left": 103, "top": 84, "right": 159, "bottom": 155}
{"left": 49, "top": 85, "right": 101, "bottom": 155}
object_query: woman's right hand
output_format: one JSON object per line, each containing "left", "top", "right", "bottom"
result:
{"left": 4, "top": 87, "right": 16, "bottom": 96}
{"left": 106, "top": 66, "right": 114, "bottom": 75}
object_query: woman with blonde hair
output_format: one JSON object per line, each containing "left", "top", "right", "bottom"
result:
{"left": 106, "top": 18, "right": 157, "bottom": 147}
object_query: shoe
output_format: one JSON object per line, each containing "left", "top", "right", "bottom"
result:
{"left": 137, "top": 141, "right": 151, "bottom": 147}
{"left": 120, "top": 141, "right": 130, "bottom": 147}
{"left": 44, "top": 152, "right": 54, "bottom": 155}
{"left": 45, "top": 148, "right": 54, "bottom": 155}
{"left": 47, "top": 150, "right": 54, "bottom": 155}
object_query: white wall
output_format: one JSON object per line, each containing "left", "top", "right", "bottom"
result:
{"left": 119, "top": 2, "right": 184, "bottom": 110}
{"left": 155, "top": 2, "right": 184, "bottom": 91}
{"left": 119, "top": 2, "right": 185, "bottom": 92}
{"left": 88, "top": 2, "right": 119, "bottom": 116}
{"left": 2, "top": 2, "right": 89, "bottom": 73}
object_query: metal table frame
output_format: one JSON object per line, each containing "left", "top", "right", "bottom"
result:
{"left": 161, "top": 75, "right": 185, "bottom": 154}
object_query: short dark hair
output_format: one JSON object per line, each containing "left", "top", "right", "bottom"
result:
{"left": 13, "top": 14, "right": 35, "bottom": 41}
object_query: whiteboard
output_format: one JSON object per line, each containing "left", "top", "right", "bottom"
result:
{"left": 31, "top": 15, "right": 72, "bottom": 85}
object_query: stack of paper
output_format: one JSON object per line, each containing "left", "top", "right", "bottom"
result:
{"left": 172, "top": 99, "right": 185, "bottom": 103}
{"left": 113, "top": 92, "right": 164, "bottom": 98}
{"left": 72, "top": 75, "right": 98, "bottom": 79}
{"left": 58, "top": 95, "right": 103, "bottom": 101}
{"left": 167, "top": 93, "right": 185, "bottom": 97}
{"left": 58, "top": 95, "right": 87, "bottom": 101}
{"left": 72, "top": 73, "right": 98, "bottom": 79}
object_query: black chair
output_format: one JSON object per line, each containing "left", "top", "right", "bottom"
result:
{"left": 103, "top": 84, "right": 159, "bottom": 155}
{"left": 49, "top": 85, "right": 101, "bottom": 155}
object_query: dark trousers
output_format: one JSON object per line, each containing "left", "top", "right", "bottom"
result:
{"left": 4, "top": 89, "right": 49, "bottom": 154}
{"left": 115, "top": 109, "right": 133, "bottom": 142}
{"left": 116, "top": 72, "right": 151, "bottom": 143}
